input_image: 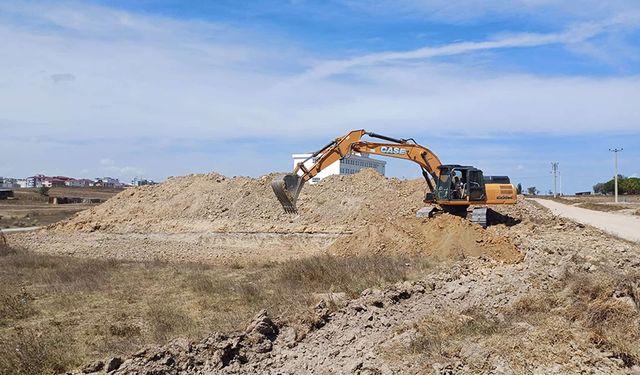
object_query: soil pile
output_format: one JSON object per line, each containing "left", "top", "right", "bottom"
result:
{"left": 47, "top": 169, "right": 521, "bottom": 263}
{"left": 327, "top": 214, "right": 522, "bottom": 264}
{"left": 52, "top": 169, "right": 425, "bottom": 234}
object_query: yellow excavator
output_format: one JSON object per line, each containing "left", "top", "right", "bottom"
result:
{"left": 271, "top": 130, "right": 517, "bottom": 227}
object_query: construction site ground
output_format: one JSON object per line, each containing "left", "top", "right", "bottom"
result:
{"left": 0, "top": 187, "right": 122, "bottom": 229}
{"left": 2, "top": 170, "right": 640, "bottom": 374}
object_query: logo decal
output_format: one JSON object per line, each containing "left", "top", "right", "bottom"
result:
{"left": 496, "top": 195, "right": 514, "bottom": 200}
{"left": 380, "top": 146, "right": 407, "bottom": 155}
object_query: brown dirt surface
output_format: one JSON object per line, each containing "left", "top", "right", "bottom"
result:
{"left": 328, "top": 214, "right": 522, "bottom": 264}
{"left": 51, "top": 169, "right": 425, "bottom": 234}
{"left": 16, "top": 169, "right": 522, "bottom": 264}
{"left": 69, "top": 197, "right": 640, "bottom": 375}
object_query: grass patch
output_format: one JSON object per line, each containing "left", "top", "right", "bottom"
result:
{"left": 384, "top": 267, "right": 640, "bottom": 372}
{"left": 564, "top": 271, "right": 640, "bottom": 366}
{"left": 0, "top": 326, "right": 78, "bottom": 375}
{"left": 146, "top": 301, "right": 197, "bottom": 341}
{"left": 0, "top": 245, "right": 432, "bottom": 374}
{"left": 275, "top": 254, "right": 419, "bottom": 297}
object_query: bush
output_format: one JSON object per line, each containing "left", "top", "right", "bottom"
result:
{"left": 275, "top": 254, "right": 416, "bottom": 297}
{"left": 38, "top": 186, "right": 50, "bottom": 197}
{"left": 146, "top": 302, "right": 196, "bottom": 341}
{"left": 0, "top": 326, "right": 77, "bottom": 375}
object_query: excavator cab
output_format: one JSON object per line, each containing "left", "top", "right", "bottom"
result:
{"left": 432, "top": 165, "right": 486, "bottom": 203}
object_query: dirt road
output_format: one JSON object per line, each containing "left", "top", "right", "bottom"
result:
{"left": 531, "top": 198, "right": 640, "bottom": 242}
{"left": 1, "top": 226, "right": 43, "bottom": 234}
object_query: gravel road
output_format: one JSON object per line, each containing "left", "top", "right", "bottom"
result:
{"left": 531, "top": 198, "right": 640, "bottom": 242}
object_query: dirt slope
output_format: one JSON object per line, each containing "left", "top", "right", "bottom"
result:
{"left": 53, "top": 170, "right": 425, "bottom": 234}
{"left": 77, "top": 199, "right": 640, "bottom": 375}
{"left": 37, "top": 170, "right": 521, "bottom": 264}
{"left": 328, "top": 214, "right": 521, "bottom": 263}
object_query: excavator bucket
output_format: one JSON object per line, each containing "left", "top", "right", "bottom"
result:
{"left": 271, "top": 174, "right": 305, "bottom": 214}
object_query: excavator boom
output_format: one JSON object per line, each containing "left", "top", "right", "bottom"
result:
{"left": 271, "top": 130, "right": 443, "bottom": 213}
{"left": 272, "top": 129, "right": 517, "bottom": 227}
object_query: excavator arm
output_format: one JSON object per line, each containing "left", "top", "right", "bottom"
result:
{"left": 272, "top": 130, "right": 443, "bottom": 213}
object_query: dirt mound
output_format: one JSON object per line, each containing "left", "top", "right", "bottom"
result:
{"left": 49, "top": 169, "right": 521, "bottom": 264}
{"left": 328, "top": 214, "right": 522, "bottom": 264}
{"left": 52, "top": 169, "right": 425, "bottom": 234}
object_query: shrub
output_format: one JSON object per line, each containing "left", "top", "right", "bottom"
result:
{"left": 0, "top": 326, "right": 77, "bottom": 375}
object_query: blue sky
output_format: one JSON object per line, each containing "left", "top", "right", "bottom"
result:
{"left": 1, "top": 0, "right": 639, "bottom": 193}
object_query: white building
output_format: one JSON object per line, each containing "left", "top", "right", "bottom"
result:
{"left": 292, "top": 153, "right": 386, "bottom": 184}
{"left": 131, "top": 177, "right": 157, "bottom": 187}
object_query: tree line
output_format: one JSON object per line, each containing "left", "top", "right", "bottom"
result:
{"left": 593, "top": 175, "right": 640, "bottom": 195}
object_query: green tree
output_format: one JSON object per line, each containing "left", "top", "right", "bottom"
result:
{"left": 526, "top": 186, "right": 538, "bottom": 195}
{"left": 593, "top": 182, "right": 605, "bottom": 194}
{"left": 516, "top": 183, "right": 523, "bottom": 194}
{"left": 597, "top": 175, "right": 630, "bottom": 195}
{"left": 621, "top": 177, "right": 640, "bottom": 194}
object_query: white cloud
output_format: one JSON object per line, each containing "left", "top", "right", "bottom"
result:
{"left": 0, "top": 1, "right": 639, "bottom": 182}
{"left": 98, "top": 159, "right": 144, "bottom": 180}
{"left": 340, "top": 0, "right": 640, "bottom": 23}
{"left": 289, "top": 13, "right": 640, "bottom": 82}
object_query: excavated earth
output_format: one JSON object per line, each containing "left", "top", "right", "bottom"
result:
{"left": 6, "top": 170, "right": 640, "bottom": 374}
{"left": 8, "top": 170, "right": 521, "bottom": 264}
{"left": 68, "top": 196, "right": 640, "bottom": 375}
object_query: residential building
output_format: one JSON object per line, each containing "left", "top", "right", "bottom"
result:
{"left": 94, "top": 177, "right": 123, "bottom": 188}
{"left": 43, "top": 176, "right": 74, "bottom": 188}
{"left": 131, "top": 177, "right": 157, "bottom": 187}
{"left": 26, "top": 174, "right": 46, "bottom": 188}
{"left": 292, "top": 153, "right": 386, "bottom": 184}
{"left": 0, "top": 177, "right": 19, "bottom": 188}
{"left": 75, "top": 179, "right": 95, "bottom": 187}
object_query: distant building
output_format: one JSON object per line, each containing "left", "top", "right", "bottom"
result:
{"left": 131, "top": 177, "right": 157, "bottom": 187}
{"left": 42, "top": 176, "right": 74, "bottom": 188}
{"left": 94, "top": 177, "right": 124, "bottom": 188}
{"left": 292, "top": 153, "right": 386, "bottom": 184}
{"left": 26, "top": 174, "right": 46, "bottom": 188}
{"left": 75, "top": 179, "right": 95, "bottom": 187}
{"left": 0, "top": 177, "right": 19, "bottom": 188}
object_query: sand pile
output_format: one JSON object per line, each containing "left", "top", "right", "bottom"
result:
{"left": 327, "top": 214, "right": 522, "bottom": 263}
{"left": 53, "top": 169, "right": 425, "bottom": 234}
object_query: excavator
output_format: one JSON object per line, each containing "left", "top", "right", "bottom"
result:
{"left": 271, "top": 130, "right": 517, "bottom": 227}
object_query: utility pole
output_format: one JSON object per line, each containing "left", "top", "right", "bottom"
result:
{"left": 551, "top": 162, "right": 559, "bottom": 198}
{"left": 559, "top": 173, "right": 562, "bottom": 197}
{"left": 609, "top": 148, "right": 623, "bottom": 203}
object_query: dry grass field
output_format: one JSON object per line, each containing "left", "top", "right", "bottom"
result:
{"left": 0, "top": 187, "right": 122, "bottom": 229}
{"left": 0, "top": 237, "right": 432, "bottom": 375}
{"left": 551, "top": 195, "right": 640, "bottom": 215}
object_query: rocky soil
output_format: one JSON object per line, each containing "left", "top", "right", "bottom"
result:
{"left": 72, "top": 196, "right": 640, "bottom": 374}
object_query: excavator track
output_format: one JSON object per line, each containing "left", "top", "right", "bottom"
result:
{"left": 469, "top": 207, "right": 488, "bottom": 228}
{"left": 416, "top": 206, "right": 492, "bottom": 228}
